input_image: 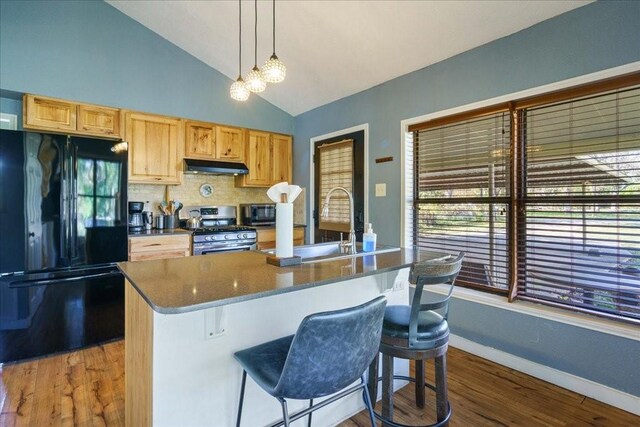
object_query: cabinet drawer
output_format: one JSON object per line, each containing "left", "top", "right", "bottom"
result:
{"left": 129, "top": 249, "right": 190, "bottom": 262}
{"left": 128, "top": 235, "right": 191, "bottom": 261}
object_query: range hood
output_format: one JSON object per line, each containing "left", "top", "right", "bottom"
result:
{"left": 183, "top": 159, "right": 249, "bottom": 175}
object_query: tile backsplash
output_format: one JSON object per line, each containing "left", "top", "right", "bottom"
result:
{"left": 129, "top": 174, "right": 306, "bottom": 224}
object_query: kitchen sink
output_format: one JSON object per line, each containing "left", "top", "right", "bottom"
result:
{"left": 263, "top": 241, "right": 401, "bottom": 263}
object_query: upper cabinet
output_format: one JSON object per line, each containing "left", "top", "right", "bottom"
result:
{"left": 23, "top": 94, "right": 121, "bottom": 138}
{"left": 271, "top": 134, "right": 292, "bottom": 184}
{"left": 126, "top": 112, "right": 183, "bottom": 185}
{"left": 216, "top": 126, "right": 244, "bottom": 162}
{"left": 236, "top": 131, "right": 292, "bottom": 188}
{"left": 185, "top": 121, "right": 217, "bottom": 159}
{"left": 184, "top": 122, "right": 245, "bottom": 163}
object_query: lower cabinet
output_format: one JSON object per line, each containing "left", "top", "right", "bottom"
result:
{"left": 128, "top": 234, "right": 191, "bottom": 261}
{"left": 256, "top": 227, "right": 305, "bottom": 250}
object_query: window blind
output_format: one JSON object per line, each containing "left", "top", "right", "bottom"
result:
{"left": 318, "top": 139, "right": 353, "bottom": 232}
{"left": 518, "top": 86, "right": 640, "bottom": 321}
{"left": 414, "top": 112, "right": 511, "bottom": 290}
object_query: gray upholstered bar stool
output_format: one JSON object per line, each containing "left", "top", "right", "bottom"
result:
{"left": 234, "top": 296, "right": 387, "bottom": 427}
{"left": 368, "top": 253, "right": 464, "bottom": 427}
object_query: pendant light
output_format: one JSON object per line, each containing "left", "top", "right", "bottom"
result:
{"left": 262, "top": 0, "right": 286, "bottom": 83}
{"left": 245, "top": 0, "right": 267, "bottom": 93}
{"left": 230, "top": 0, "right": 250, "bottom": 101}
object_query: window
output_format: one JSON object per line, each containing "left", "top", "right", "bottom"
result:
{"left": 519, "top": 87, "right": 640, "bottom": 321}
{"left": 317, "top": 139, "right": 354, "bottom": 233}
{"left": 413, "top": 110, "right": 511, "bottom": 291}
{"left": 77, "top": 157, "right": 122, "bottom": 237}
{"left": 410, "top": 74, "right": 640, "bottom": 323}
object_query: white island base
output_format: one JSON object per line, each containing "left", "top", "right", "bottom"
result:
{"left": 125, "top": 269, "right": 412, "bottom": 427}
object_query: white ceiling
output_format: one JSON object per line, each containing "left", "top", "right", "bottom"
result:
{"left": 106, "top": 0, "right": 591, "bottom": 116}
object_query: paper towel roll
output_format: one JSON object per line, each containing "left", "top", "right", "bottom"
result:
{"left": 276, "top": 203, "right": 294, "bottom": 258}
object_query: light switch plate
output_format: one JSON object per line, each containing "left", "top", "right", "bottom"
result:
{"left": 375, "top": 183, "right": 386, "bottom": 197}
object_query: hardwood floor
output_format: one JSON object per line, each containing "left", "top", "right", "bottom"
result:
{"left": 1, "top": 341, "right": 637, "bottom": 426}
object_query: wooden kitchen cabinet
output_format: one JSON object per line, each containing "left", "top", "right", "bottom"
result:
{"left": 256, "top": 227, "right": 305, "bottom": 250}
{"left": 236, "top": 131, "right": 292, "bottom": 187}
{"left": 271, "top": 134, "right": 292, "bottom": 184}
{"left": 23, "top": 94, "right": 121, "bottom": 138}
{"left": 185, "top": 120, "right": 217, "bottom": 159}
{"left": 216, "top": 126, "right": 245, "bottom": 162}
{"left": 126, "top": 112, "right": 183, "bottom": 185}
{"left": 128, "top": 234, "right": 191, "bottom": 261}
{"left": 24, "top": 94, "right": 77, "bottom": 132}
{"left": 77, "top": 104, "right": 121, "bottom": 136}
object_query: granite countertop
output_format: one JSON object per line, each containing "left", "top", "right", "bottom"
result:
{"left": 128, "top": 228, "right": 193, "bottom": 237}
{"left": 117, "top": 248, "right": 446, "bottom": 314}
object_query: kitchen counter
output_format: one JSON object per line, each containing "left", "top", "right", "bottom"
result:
{"left": 121, "top": 246, "right": 446, "bottom": 426}
{"left": 118, "top": 247, "right": 444, "bottom": 314}
{"left": 127, "top": 228, "right": 192, "bottom": 237}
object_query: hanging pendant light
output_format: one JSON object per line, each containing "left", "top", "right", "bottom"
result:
{"left": 230, "top": 0, "right": 249, "bottom": 101}
{"left": 262, "top": 0, "right": 286, "bottom": 83}
{"left": 245, "top": 0, "right": 267, "bottom": 93}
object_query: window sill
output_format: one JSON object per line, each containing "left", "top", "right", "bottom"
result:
{"left": 429, "top": 284, "right": 640, "bottom": 341}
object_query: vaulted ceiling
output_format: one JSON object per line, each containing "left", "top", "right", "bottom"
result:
{"left": 107, "top": 1, "right": 591, "bottom": 116}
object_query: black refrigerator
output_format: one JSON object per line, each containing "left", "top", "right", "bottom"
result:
{"left": 0, "top": 129, "right": 128, "bottom": 363}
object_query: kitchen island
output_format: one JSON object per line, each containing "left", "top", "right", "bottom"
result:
{"left": 118, "top": 247, "right": 446, "bottom": 427}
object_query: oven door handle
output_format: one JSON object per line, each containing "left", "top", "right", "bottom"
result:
{"left": 195, "top": 244, "right": 255, "bottom": 254}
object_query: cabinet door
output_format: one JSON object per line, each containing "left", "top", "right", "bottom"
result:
{"left": 242, "top": 130, "right": 272, "bottom": 186}
{"left": 271, "top": 134, "right": 292, "bottom": 184}
{"left": 185, "top": 121, "right": 216, "bottom": 159}
{"left": 126, "top": 112, "right": 183, "bottom": 184}
{"left": 78, "top": 104, "right": 121, "bottom": 137}
{"left": 24, "top": 94, "right": 77, "bottom": 131}
{"left": 215, "top": 126, "right": 244, "bottom": 162}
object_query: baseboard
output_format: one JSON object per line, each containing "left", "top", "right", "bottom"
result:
{"left": 449, "top": 334, "right": 640, "bottom": 416}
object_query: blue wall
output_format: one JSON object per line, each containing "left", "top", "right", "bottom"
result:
{"left": 294, "top": 0, "right": 640, "bottom": 246}
{"left": 0, "top": 0, "right": 293, "bottom": 134}
{"left": 293, "top": 0, "right": 640, "bottom": 397}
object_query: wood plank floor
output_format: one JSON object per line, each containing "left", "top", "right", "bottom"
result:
{"left": 1, "top": 341, "right": 637, "bottom": 426}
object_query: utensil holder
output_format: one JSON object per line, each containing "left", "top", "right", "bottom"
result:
{"left": 164, "top": 214, "right": 179, "bottom": 229}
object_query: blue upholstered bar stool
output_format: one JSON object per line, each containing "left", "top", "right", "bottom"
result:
{"left": 234, "top": 296, "right": 387, "bottom": 427}
{"left": 368, "top": 253, "right": 464, "bottom": 427}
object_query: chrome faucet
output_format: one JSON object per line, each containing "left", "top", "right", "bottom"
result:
{"left": 321, "top": 186, "right": 356, "bottom": 254}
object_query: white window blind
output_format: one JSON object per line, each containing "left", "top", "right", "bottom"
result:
{"left": 318, "top": 139, "right": 353, "bottom": 233}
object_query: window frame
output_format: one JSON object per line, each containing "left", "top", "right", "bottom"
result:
{"left": 409, "top": 72, "right": 640, "bottom": 323}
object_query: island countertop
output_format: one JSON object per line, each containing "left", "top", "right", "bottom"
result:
{"left": 117, "top": 248, "right": 445, "bottom": 314}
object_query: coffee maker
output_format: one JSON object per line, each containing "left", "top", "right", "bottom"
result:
{"left": 128, "top": 201, "right": 144, "bottom": 231}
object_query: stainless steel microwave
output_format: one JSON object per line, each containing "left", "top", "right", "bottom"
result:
{"left": 240, "top": 203, "right": 276, "bottom": 225}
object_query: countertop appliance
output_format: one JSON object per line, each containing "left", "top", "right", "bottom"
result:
{"left": 240, "top": 203, "right": 276, "bottom": 225}
{"left": 128, "top": 201, "right": 144, "bottom": 231}
{"left": 0, "top": 129, "right": 128, "bottom": 363}
{"left": 180, "top": 206, "right": 257, "bottom": 255}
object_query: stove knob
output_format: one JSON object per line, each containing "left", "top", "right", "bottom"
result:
{"left": 206, "top": 236, "right": 213, "bottom": 241}
{"left": 242, "top": 233, "right": 248, "bottom": 239}
{"left": 237, "top": 233, "right": 243, "bottom": 239}
{"left": 225, "top": 234, "right": 231, "bottom": 240}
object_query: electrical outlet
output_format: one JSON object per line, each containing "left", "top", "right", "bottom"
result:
{"left": 204, "top": 306, "right": 226, "bottom": 339}
{"left": 375, "top": 183, "right": 386, "bottom": 197}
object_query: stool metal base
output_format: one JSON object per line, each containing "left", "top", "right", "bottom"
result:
{"left": 370, "top": 374, "right": 451, "bottom": 427}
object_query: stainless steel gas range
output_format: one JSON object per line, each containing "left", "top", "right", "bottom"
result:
{"left": 180, "top": 206, "right": 257, "bottom": 255}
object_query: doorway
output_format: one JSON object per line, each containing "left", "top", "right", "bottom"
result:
{"left": 310, "top": 125, "right": 368, "bottom": 244}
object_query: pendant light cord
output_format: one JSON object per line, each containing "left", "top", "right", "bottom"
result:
{"left": 272, "top": 0, "right": 276, "bottom": 54}
{"left": 254, "top": 0, "right": 258, "bottom": 66}
{"left": 238, "top": 0, "right": 242, "bottom": 75}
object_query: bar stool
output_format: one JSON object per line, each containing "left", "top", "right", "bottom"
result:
{"left": 368, "top": 253, "right": 464, "bottom": 427}
{"left": 234, "top": 296, "right": 387, "bottom": 427}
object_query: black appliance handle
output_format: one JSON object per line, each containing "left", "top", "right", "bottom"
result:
{"left": 8, "top": 270, "right": 122, "bottom": 288}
